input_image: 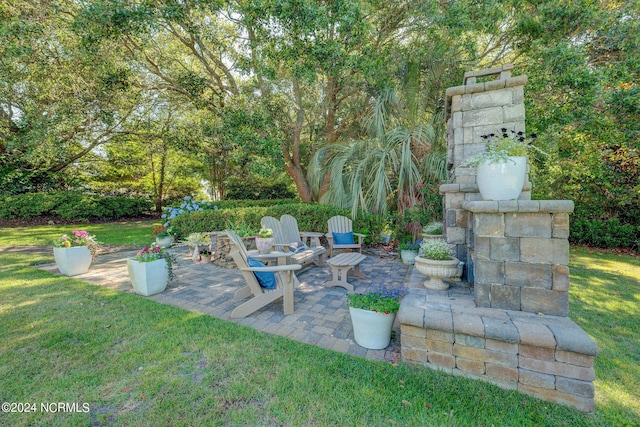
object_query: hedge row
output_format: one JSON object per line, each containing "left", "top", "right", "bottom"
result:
{"left": 570, "top": 218, "right": 639, "bottom": 251}
{"left": 0, "top": 192, "right": 153, "bottom": 221}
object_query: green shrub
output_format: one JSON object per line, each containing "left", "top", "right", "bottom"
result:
{"left": 0, "top": 192, "right": 152, "bottom": 221}
{"left": 225, "top": 182, "right": 296, "bottom": 200}
{"left": 570, "top": 218, "right": 639, "bottom": 250}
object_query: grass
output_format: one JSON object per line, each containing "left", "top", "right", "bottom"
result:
{"left": 0, "top": 223, "right": 638, "bottom": 426}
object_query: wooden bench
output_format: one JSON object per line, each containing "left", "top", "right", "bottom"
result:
{"left": 325, "top": 253, "right": 366, "bottom": 291}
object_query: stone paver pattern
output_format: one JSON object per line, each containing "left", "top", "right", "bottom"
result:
{"left": 35, "top": 246, "right": 411, "bottom": 362}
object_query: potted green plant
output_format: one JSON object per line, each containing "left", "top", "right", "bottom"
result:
{"left": 347, "top": 283, "right": 407, "bottom": 349}
{"left": 127, "top": 244, "right": 176, "bottom": 296}
{"left": 413, "top": 238, "right": 459, "bottom": 290}
{"left": 153, "top": 225, "right": 175, "bottom": 248}
{"left": 175, "top": 232, "right": 211, "bottom": 262}
{"left": 199, "top": 248, "right": 213, "bottom": 264}
{"left": 462, "top": 128, "right": 545, "bottom": 201}
{"left": 398, "top": 241, "right": 419, "bottom": 265}
{"left": 255, "top": 228, "right": 274, "bottom": 254}
{"left": 52, "top": 230, "right": 101, "bottom": 276}
{"left": 422, "top": 221, "right": 443, "bottom": 240}
{"left": 379, "top": 221, "right": 393, "bottom": 244}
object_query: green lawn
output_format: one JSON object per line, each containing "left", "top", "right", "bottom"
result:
{"left": 0, "top": 223, "right": 638, "bottom": 426}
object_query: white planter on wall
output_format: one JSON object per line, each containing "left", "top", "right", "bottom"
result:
{"left": 127, "top": 258, "right": 168, "bottom": 296}
{"left": 477, "top": 156, "right": 527, "bottom": 201}
{"left": 413, "top": 256, "right": 460, "bottom": 290}
{"left": 53, "top": 246, "right": 92, "bottom": 277}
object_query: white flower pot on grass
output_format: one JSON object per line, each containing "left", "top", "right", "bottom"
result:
{"left": 349, "top": 307, "right": 396, "bottom": 349}
{"left": 53, "top": 246, "right": 92, "bottom": 276}
{"left": 127, "top": 258, "right": 168, "bottom": 296}
{"left": 477, "top": 156, "right": 527, "bottom": 201}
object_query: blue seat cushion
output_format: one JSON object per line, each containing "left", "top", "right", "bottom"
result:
{"left": 332, "top": 231, "right": 355, "bottom": 245}
{"left": 288, "top": 241, "right": 308, "bottom": 253}
{"left": 247, "top": 257, "right": 276, "bottom": 289}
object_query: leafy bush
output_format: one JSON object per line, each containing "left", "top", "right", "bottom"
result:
{"left": 570, "top": 218, "right": 639, "bottom": 250}
{"left": 225, "top": 182, "right": 296, "bottom": 200}
{"left": 0, "top": 192, "right": 152, "bottom": 221}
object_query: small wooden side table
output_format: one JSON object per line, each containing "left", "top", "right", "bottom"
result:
{"left": 325, "top": 253, "right": 366, "bottom": 291}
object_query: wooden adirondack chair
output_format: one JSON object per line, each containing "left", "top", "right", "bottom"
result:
{"left": 261, "top": 216, "right": 326, "bottom": 267}
{"left": 326, "top": 215, "right": 366, "bottom": 257}
{"left": 280, "top": 214, "right": 326, "bottom": 266}
{"left": 226, "top": 230, "right": 301, "bottom": 318}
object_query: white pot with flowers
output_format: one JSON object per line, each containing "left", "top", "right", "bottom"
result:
{"left": 347, "top": 284, "right": 407, "bottom": 349}
{"left": 255, "top": 228, "right": 274, "bottom": 254}
{"left": 52, "top": 230, "right": 101, "bottom": 276}
{"left": 422, "top": 221, "right": 444, "bottom": 240}
{"left": 414, "top": 238, "right": 459, "bottom": 290}
{"left": 127, "top": 244, "right": 176, "bottom": 296}
{"left": 153, "top": 225, "right": 175, "bottom": 248}
{"left": 398, "top": 242, "right": 419, "bottom": 265}
{"left": 462, "top": 128, "right": 545, "bottom": 201}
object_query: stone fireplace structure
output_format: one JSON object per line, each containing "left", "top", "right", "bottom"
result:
{"left": 398, "top": 65, "right": 598, "bottom": 412}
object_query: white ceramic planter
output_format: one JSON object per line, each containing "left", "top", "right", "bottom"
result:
{"left": 400, "top": 249, "right": 418, "bottom": 265}
{"left": 414, "top": 256, "right": 459, "bottom": 290}
{"left": 349, "top": 307, "right": 396, "bottom": 349}
{"left": 380, "top": 233, "right": 391, "bottom": 244}
{"left": 476, "top": 156, "right": 527, "bottom": 201}
{"left": 53, "top": 246, "right": 92, "bottom": 276}
{"left": 127, "top": 258, "right": 168, "bottom": 296}
{"left": 255, "top": 237, "right": 274, "bottom": 254}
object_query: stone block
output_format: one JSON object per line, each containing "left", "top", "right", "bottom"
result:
{"left": 519, "top": 357, "right": 595, "bottom": 381}
{"left": 428, "top": 352, "right": 456, "bottom": 369}
{"left": 402, "top": 334, "right": 427, "bottom": 350}
{"left": 518, "top": 383, "right": 595, "bottom": 412}
{"left": 474, "top": 213, "right": 505, "bottom": 236}
{"left": 482, "top": 317, "right": 520, "bottom": 343}
{"left": 446, "top": 226, "right": 466, "bottom": 245}
{"left": 546, "top": 323, "right": 598, "bottom": 356}
{"left": 518, "top": 368, "right": 555, "bottom": 389}
{"left": 400, "top": 324, "right": 427, "bottom": 338}
{"left": 490, "top": 284, "right": 521, "bottom": 311}
{"left": 505, "top": 262, "right": 552, "bottom": 289}
{"left": 484, "top": 348, "right": 519, "bottom": 368}
{"left": 463, "top": 192, "right": 483, "bottom": 202}
{"left": 424, "top": 310, "right": 453, "bottom": 332}
{"left": 461, "top": 94, "right": 472, "bottom": 111}
{"left": 453, "top": 313, "right": 485, "bottom": 337}
{"left": 490, "top": 237, "right": 520, "bottom": 261}
{"left": 513, "top": 86, "right": 524, "bottom": 104}
{"left": 519, "top": 344, "right": 555, "bottom": 361}
{"left": 474, "top": 236, "right": 490, "bottom": 260}
{"left": 474, "top": 283, "right": 491, "bottom": 307}
{"left": 398, "top": 303, "right": 424, "bottom": 328}
{"left": 505, "top": 213, "right": 552, "bottom": 237}
{"left": 446, "top": 209, "right": 457, "bottom": 228}
{"left": 463, "top": 142, "right": 486, "bottom": 160}
{"left": 456, "top": 357, "right": 486, "bottom": 375}
{"left": 452, "top": 111, "right": 462, "bottom": 129}
{"left": 538, "top": 200, "right": 574, "bottom": 213}
{"left": 485, "top": 79, "right": 508, "bottom": 91}
{"left": 402, "top": 347, "right": 428, "bottom": 364}
{"left": 463, "top": 127, "right": 474, "bottom": 144}
{"left": 445, "top": 192, "right": 465, "bottom": 210}
{"left": 516, "top": 200, "right": 540, "bottom": 212}
{"left": 486, "top": 364, "right": 519, "bottom": 384}
{"left": 503, "top": 103, "right": 526, "bottom": 122}
{"left": 552, "top": 213, "right": 570, "bottom": 238}
{"left": 512, "top": 321, "right": 556, "bottom": 348}
{"left": 552, "top": 265, "right": 570, "bottom": 291}
{"left": 521, "top": 288, "right": 568, "bottom": 317}
{"left": 520, "top": 238, "right": 569, "bottom": 265}
{"left": 471, "top": 89, "right": 512, "bottom": 109}
{"left": 453, "top": 343, "right": 486, "bottom": 360}
{"left": 426, "top": 339, "right": 453, "bottom": 355}
{"left": 556, "top": 376, "right": 595, "bottom": 398}
{"left": 455, "top": 333, "right": 486, "bottom": 348}
{"left": 475, "top": 260, "right": 505, "bottom": 285}
{"left": 486, "top": 338, "right": 519, "bottom": 354}
{"left": 451, "top": 95, "right": 462, "bottom": 112}
{"left": 555, "top": 350, "right": 594, "bottom": 368}
{"left": 427, "top": 329, "right": 454, "bottom": 343}
{"left": 463, "top": 107, "right": 504, "bottom": 126}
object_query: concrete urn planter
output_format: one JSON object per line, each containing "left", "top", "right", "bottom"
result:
{"left": 255, "top": 237, "right": 274, "bottom": 254}
{"left": 53, "top": 246, "right": 92, "bottom": 276}
{"left": 413, "top": 256, "right": 459, "bottom": 290}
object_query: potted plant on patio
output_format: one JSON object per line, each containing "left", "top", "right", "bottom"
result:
{"left": 414, "top": 238, "right": 459, "bottom": 290}
{"left": 347, "top": 283, "right": 407, "bottom": 349}
{"left": 398, "top": 241, "right": 419, "bottom": 265}
{"left": 153, "top": 225, "right": 175, "bottom": 248}
{"left": 127, "top": 244, "right": 176, "bottom": 296}
{"left": 462, "top": 128, "right": 545, "bottom": 201}
{"left": 255, "top": 228, "right": 274, "bottom": 254}
{"left": 422, "top": 221, "right": 443, "bottom": 240}
{"left": 52, "top": 230, "right": 101, "bottom": 276}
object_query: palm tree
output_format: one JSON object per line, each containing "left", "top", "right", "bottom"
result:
{"left": 309, "top": 87, "right": 448, "bottom": 218}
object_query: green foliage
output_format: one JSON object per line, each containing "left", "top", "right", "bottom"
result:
{"left": 570, "top": 218, "right": 639, "bottom": 251}
{"left": 0, "top": 192, "right": 152, "bottom": 221}
{"left": 225, "top": 181, "right": 296, "bottom": 200}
